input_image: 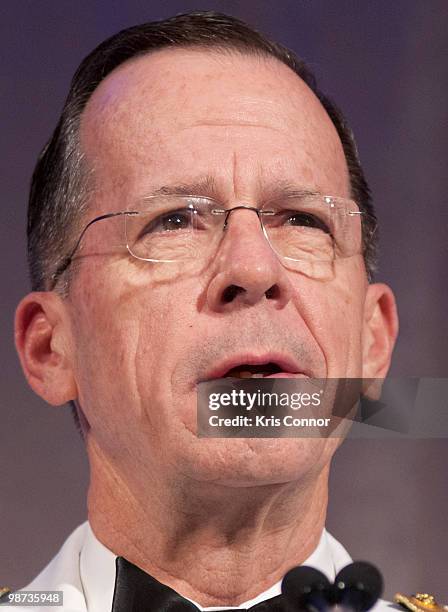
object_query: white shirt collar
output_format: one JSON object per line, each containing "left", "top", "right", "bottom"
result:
{"left": 79, "top": 523, "right": 116, "bottom": 612}
{"left": 79, "top": 523, "right": 352, "bottom": 612}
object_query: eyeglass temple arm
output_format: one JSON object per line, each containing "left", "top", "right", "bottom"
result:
{"left": 50, "top": 211, "right": 132, "bottom": 286}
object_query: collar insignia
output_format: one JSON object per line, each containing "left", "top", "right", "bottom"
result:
{"left": 395, "top": 593, "right": 448, "bottom": 612}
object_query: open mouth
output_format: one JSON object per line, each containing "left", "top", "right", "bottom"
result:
{"left": 223, "top": 362, "right": 284, "bottom": 378}
{"left": 198, "top": 353, "right": 307, "bottom": 383}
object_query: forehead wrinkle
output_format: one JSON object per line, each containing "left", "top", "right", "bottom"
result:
{"left": 176, "top": 92, "right": 294, "bottom": 132}
{"left": 180, "top": 121, "right": 284, "bottom": 135}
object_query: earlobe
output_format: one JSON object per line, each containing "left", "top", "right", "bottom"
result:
{"left": 362, "top": 283, "right": 399, "bottom": 380}
{"left": 14, "top": 292, "right": 78, "bottom": 406}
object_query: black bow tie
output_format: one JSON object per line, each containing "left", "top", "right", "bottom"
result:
{"left": 112, "top": 557, "right": 287, "bottom": 612}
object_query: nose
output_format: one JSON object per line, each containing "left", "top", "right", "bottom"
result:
{"left": 205, "top": 207, "right": 293, "bottom": 312}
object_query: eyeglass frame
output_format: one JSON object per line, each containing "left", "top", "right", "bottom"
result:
{"left": 49, "top": 193, "right": 369, "bottom": 289}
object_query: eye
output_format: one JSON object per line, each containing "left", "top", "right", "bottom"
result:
{"left": 284, "top": 211, "right": 330, "bottom": 233}
{"left": 140, "top": 208, "right": 196, "bottom": 236}
{"left": 160, "top": 211, "right": 191, "bottom": 231}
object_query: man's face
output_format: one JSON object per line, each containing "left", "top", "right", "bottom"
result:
{"left": 66, "top": 49, "right": 375, "bottom": 489}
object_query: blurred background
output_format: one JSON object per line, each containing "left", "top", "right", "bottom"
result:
{"left": 1, "top": 0, "right": 447, "bottom": 601}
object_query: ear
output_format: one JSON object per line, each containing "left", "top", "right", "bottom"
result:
{"left": 14, "top": 292, "right": 78, "bottom": 406}
{"left": 361, "top": 283, "right": 399, "bottom": 380}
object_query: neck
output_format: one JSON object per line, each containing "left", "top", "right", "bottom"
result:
{"left": 87, "top": 442, "right": 329, "bottom": 607}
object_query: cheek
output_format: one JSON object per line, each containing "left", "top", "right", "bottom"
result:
{"left": 292, "top": 262, "right": 366, "bottom": 377}
{"left": 70, "top": 285, "right": 141, "bottom": 437}
{"left": 70, "top": 268, "right": 198, "bottom": 432}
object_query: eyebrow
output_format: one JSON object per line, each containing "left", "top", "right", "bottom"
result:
{"left": 147, "top": 176, "right": 220, "bottom": 199}
{"left": 141, "top": 177, "right": 323, "bottom": 204}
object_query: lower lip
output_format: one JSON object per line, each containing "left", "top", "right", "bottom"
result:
{"left": 263, "top": 372, "right": 307, "bottom": 378}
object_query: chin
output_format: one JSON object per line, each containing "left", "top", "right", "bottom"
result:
{"left": 177, "top": 437, "right": 333, "bottom": 487}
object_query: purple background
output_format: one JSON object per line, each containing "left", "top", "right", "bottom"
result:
{"left": 1, "top": 0, "right": 447, "bottom": 601}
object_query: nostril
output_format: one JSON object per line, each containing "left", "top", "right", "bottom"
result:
{"left": 265, "top": 285, "right": 279, "bottom": 300}
{"left": 222, "top": 284, "right": 245, "bottom": 303}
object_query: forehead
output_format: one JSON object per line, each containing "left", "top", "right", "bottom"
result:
{"left": 80, "top": 47, "right": 349, "bottom": 207}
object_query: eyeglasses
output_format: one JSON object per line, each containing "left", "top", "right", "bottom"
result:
{"left": 51, "top": 193, "right": 368, "bottom": 287}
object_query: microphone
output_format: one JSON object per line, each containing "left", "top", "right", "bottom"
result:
{"left": 281, "top": 566, "right": 331, "bottom": 612}
{"left": 332, "top": 561, "right": 383, "bottom": 611}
